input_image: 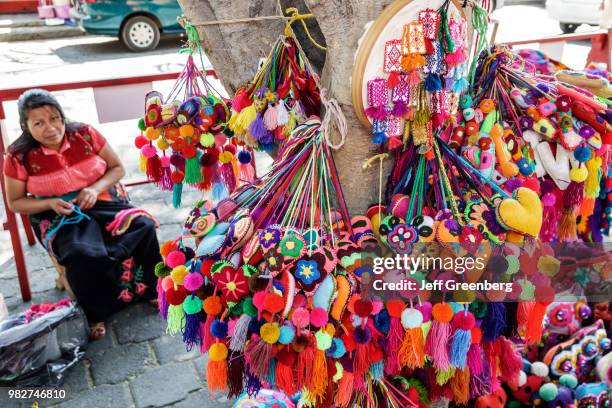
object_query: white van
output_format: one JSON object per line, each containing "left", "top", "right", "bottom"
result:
{"left": 546, "top": 0, "right": 610, "bottom": 33}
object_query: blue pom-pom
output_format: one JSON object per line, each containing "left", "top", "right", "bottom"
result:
{"left": 573, "top": 146, "right": 591, "bottom": 163}
{"left": 238, "top": 150, "right": 251, "bottom": 164}
{"left": 374, "top": 309, "right": 390, "bottom": 334}
{"left": 211, "top": 319, "right": 228, "bottom": 339}
{"left": 248, "top": 318, "right": 265, "bottom": 335}
{"left": 278, "top": 324, "right": 296, "bottom": 344}
{"left": 329, "top": 338, "right": 346, "bottom": 358}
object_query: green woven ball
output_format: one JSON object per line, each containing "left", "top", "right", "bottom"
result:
{"left": 137, "top": 117, "right": 146, "bottom": 131}
{"left": 154, "top": 262, "right": 171, "bottom": 278}
{"left": 182, "top": 295, "right": 203, "bottom": 315}
{"left": 539, "top": 383, "right": 558, "bottom": 401}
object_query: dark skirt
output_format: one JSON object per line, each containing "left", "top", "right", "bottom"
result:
{"left": 29, "top": 197, "right": 162, "bottom": 322}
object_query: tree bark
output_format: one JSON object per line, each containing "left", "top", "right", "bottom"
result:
{"left": 178, "top": 0, "right": 394, "bottom": 215}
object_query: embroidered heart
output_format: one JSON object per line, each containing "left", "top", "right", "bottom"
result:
{"left": 496, "top": 187, "right": 543, "bottom": 238}
{"left": 211, "top": 262, "right": 249, "bottom": 303}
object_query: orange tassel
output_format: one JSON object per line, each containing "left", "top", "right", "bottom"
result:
{"left": 398, "top": 327, "right": 425, "bottom": 368}
{"left": 450, "top": 367, "right": 470, "bottom": 404}
{"left": 558, "top": 208, "right": 577, "bottom": 242}
{"left": 334, "top": 371, "right": 354, "bottom": 408}
{"left": 580, "top": 197, "right": 596, "bottom": 218}
{"left": 525, "top": 301, "right": 551, "bottom": 344}
{"left": 401, "top": 53, "right": 426, "bottom": 71}
{"left": 310, "top": 349, "right": 328, "bottom": 402}
{"left": 353, "top": 343, "right": 370, "bottom": 378}
{"left": 206, "top": 359, "right": 228, "bottom": 392}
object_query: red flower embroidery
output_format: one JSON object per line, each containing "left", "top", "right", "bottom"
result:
{"left": 118, "top": 289, "right": 133, "bottom": 303}
{"left": 135, "top": 282, "right": 147, "bottom": 296}
{"left": 120, "top": 271, "right": 133, "bottom": 283}
{"left": 122, "top": 258, "right": 135, "bottom": 270}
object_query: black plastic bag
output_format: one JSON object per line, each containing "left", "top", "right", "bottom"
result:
{"left": 0, "top": 302, "right": 88, "bottom": 386}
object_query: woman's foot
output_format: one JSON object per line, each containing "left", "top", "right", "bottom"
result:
{"left": 89, "top": 322, "right": 106, "bottom": 340}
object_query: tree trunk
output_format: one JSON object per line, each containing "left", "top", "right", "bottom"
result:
{"left": 178, "top": 0, "right": 394, "bottom": 215}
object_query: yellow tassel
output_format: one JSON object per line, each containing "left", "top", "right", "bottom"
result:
{"left": 284, "top": 112, "right": 297, "bottom": 136}
{"left": 139, "top": 153, "right": 147, "bottom": 173}
{"left": 227, "top": 109, "right": 238, "bottom": 131}
{"left": 232, "top": 105, "right": 257, "bottom": 135}
{"left": 585, "top": 156, "right": 602, "bottom": 198}
{"left": 436, "top": 366, "right": 455, "bottom": 385}
{"left": 310, "top": 349, "right": 328, "bottom": 402}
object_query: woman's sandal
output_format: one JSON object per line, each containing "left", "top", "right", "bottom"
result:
{"left": 89, "top": 322, "right": 106, "bottom": 340}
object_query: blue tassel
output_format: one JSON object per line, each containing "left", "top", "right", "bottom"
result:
{"left": 267, "top": 358, "right": 276, "bottom": 385}
{"left": 425, "top": 74, "right": 443, "bottom": 92}
{"left": 452, "top": 77, "right": 469, "bottom": 94}
{"left": 172, "top": 183, "right": 183, "bottom": 208}
{"left": 371, "top": 132, "right": 387, "bottom": 145}
{"left": 482, "top": 302, "right": 506, "bottom": 341}
{"left": 370, "top": 360, "right": 384, "bottom": 380}
{"left": 182, "top": 313, "right": 201, "bottom": 351}
{"left": 450, "top": 329, "right": 471, "bottom": 369}
{"left": 212, "top": 182, "right": 229, "bottom": 204}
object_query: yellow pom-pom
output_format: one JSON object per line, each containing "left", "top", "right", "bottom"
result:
{"left": 570, "top": 167, "right": 588, "bottom": 183}
{"left": 145, "top": 127, "right": 161, "bottom": 141}
{"left": 179, "top": 124, "right": 195, "bottom": 139}
{"left": 200, "top": 133, "right": 215, "bottom": 147}
{"left": 171, "top": 265, "right": 188, "bottom": 285}
{"left": 209, "top": 342, "right": 228, "bottom": 361}
{"left": 157, "top": 138, "right": 169, "bottom": 150}
{"left": 260, "top": 322, "right": 280, "bottom": 344}
{"left": 218, "top": 151, "right": 233, "bottom": 164}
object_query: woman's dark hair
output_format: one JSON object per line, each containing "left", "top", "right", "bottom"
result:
{"left": 9, "top": 89, "right": 82, "bottom": 157}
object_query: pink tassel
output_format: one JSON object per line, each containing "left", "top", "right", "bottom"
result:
{"left": 231, "top": 91, "right": 251, "bottom": 112}
{"left": 160, "top": 165, "right": 173, "bottom": 191}
{"left": 220, "top": 163, "right": 237, "bottom": 193}
{"left": 467, "top": 342, "right": 484, "bottom": 376}
{"left": 200, "top": 314, "right": 215, "bottom": 353}
{"left": 407, "top": 70, "right": 422, "bottom": 85}
{"left": 445, "top": 49, "right": 465, "bottom": 67}
{"left": 384, "top": 317, "right": 403, "bottom": 375}
{"left": 387, "top": 136, "right": 403, "bottom": 150}
{"left": 263, "top": 105, "right": 278, "bottom": 131}
{"left": 426, "top": 320, "right": 451, "bottom": 371}
{"left": 239, "top": 162, "right": 255, "bottom": 183}
{"left": 365, "top": 105, "right": 387, "bottom": 121}
{"left": 245, "top": 335, "right": 276, "bottom": 382}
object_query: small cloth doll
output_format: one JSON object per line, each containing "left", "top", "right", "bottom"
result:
{"left": 401, "top": 22, "right": 426, "bottom": 72}
{"left": 384, "top": 39, "right": 404, "bottom": 88}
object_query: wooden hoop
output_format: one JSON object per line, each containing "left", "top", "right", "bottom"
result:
{"left": 351, "top": 0, "right": 468, "bottom": 128}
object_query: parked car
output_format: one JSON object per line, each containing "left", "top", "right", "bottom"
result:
{"left": 546, "top": 0, "right": 603, "bottom": 33}
{"left": 77, "top": 0, "right": 183, "bottom": 51}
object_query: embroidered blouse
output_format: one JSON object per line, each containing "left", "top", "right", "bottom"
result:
{"left": 3, "top": 125, "right": 108, "bottom": 198}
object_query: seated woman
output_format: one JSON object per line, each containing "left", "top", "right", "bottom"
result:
{"left": 4, "top": 89, "right": 162, "bottom": 339}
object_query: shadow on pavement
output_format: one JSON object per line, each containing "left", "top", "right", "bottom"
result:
{"left": 55, "top": 35, "right": 184, "bottom": 63}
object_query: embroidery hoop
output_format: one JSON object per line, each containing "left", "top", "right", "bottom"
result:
{"left": 351, "top": 0, "right": 470, "bottom": 128}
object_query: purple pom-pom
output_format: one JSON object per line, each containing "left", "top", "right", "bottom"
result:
{"left": 170, "top": 153, "right": 186, "bottom": 168}
{"left": 353, "top": 326, "right": 372, "bottom": 344}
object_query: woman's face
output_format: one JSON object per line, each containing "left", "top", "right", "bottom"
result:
{"left": 26, "top": 105, "right": 65, "bottom": 150}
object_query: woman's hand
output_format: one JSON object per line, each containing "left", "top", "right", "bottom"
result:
{"left": 74, "top": 187, "right": 99, "bottom": 210}
{"left": 48, "top": 198, "right": 74, "bottom": 215}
